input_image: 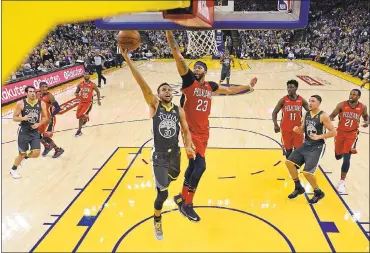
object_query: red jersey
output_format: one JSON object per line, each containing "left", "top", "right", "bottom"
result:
{"left": 37, "top": 92, "right": 53, "bottom": 116}
{"left": 79, "top": 81, "right": 94, "bottom": 103}
{"left": 280, "top": 95, "right": 303, "bottom": 131}
{"left": 181, "top": 70, "right": 218, "bottom": 134}
{"left": 338, "top": 101, "right": 363, "bottom": 132}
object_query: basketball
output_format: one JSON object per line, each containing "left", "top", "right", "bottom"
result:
{"left": 117, "top": 30, "right": 141, "bottom": 51}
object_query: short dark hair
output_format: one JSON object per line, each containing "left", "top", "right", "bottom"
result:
{"left": 311, "top": 95, "right": 322, "bottom": 103}
{"left": 40, "top": 82, "right": 48, "bottom": 87}
{"left": 351, "top": 89, "right": 361, "bottom": 96}
{"left": 157, "top": 82, "right": 171, "bottom": 93}
{"left": 287, "top": 79, "right": 298, "bottom": 88}
{"left": 25, "top": 86, "right": 35, "bottom": 93}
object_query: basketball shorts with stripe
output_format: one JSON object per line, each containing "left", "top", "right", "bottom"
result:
{"left": 151, "top": 148, "right": 181, "bottom": 191}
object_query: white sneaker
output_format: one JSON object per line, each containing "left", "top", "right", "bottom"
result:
{"left": 10, "top": 170, "right": 21, "bottom": 179}
{"left": 336, "top": 180, "right": 346, "bottom": 193}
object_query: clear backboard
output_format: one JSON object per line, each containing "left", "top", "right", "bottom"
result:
{"left": 95, "top": 0, "right": 310, "bottom": 30}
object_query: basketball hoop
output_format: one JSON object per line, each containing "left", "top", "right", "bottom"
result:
{"left": 186, "top": 30, "right": 220, "bottom": 57}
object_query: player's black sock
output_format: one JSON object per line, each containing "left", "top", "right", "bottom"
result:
{"left": 294, "top": 179, "right": 302, "bottom": 188}
{"left": 154, "top": 215, "right": 161, "bottom": 222}
{"left": 313, "top": 188, "right": 322, "bottom": 194}
{"left": 12, "top": 165, "right": 17, "bottom": 170}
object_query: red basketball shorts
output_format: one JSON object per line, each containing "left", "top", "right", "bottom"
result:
{"left": 335, "top": 130, "right": 358, "bottom": 155}
{"left": 38, "top": 116, "right": 56, "bottom": 138}
{"left": 281, "top": 130, "right": 303, "bottom": 150}
{"left": 76, "top": 102, "right": 92, "bottom": 119}
{"left": 188, "top": 131, "right": 209, "bottom": 158}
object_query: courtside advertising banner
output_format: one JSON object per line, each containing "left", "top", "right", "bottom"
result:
{"left": 1, "top": 65, "right": 85, "bottom": 105}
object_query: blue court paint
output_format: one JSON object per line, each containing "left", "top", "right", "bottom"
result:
{"left": 142, "top": 159, "right": 148, "bottom": 164}
{"left": 43, "top": 223, "right": 54, "bottom": 226}
{"left": 320, "top": 222, "right": 340, "bottom": 233}
{"left": 92, "top": 168, "right": 100, "bottom": 171}
{"left": 77, "top": 216, "right": 96, "bottom": 227}
{"left": 50, "top": 214, "right": 60, "bottom": 217}
{"left": 72, "top": 139, "right": 152, "bottom": 252}
{"left": 339, "top": 193, "right": 348, "bottom": 196}
{"left": 304, "top": 194, "right": 336, "bottom": 252}
{"left": 74, "top": 188, "right": 83, "bottom": 191}
{"left": 324, "top": 171, "right": 332, "bottom": 174}
{"left": 30, "top": 147, "right": 120, "bottom": 253}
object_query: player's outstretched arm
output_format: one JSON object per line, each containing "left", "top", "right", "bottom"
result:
{"left": 179, "top": 107, "right": 195, "bottom": 158}
{"left": 214, "top": 77, "right": 257, "bottom": 95}
{"left": 92, "top": 84, "right": 102, "bottom": 106}
{"left": 120, "top": 46, "right": 158, "bottom": 111}
{"left": 166, "top": 31, "right": 189, "bottom": 76}
{"left": 329, "top": 102, "right": 344, "bottom": 121}
{"left": 272, "top": 98, "right": 284, "bottom": 133}
{"left": 361, "top": 104, "right": 369, "bottom": 127}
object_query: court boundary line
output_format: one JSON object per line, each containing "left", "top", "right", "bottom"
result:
{"left": 29, "top": 147, "right": 120, "bottom": 253}
{"left": 29, "top": 127, "right": 369, "bottom": 252}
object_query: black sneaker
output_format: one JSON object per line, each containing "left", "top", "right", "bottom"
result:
{"left": 308, "top": 190, "right": 325, "bottom": 204}
{"left": 42, "top": 147, "right": 53, "bottom": 157}
{"left": 52, "top": 148, "right": 64, "bottom": 158}
{"left": 75, "top": 130, "right": 82, "bottom": 137}
{"left": 181, "top": 204, "right": 201, "bottom": 222}
{"left": 173, "top": 194, "right": 187, "bottom": 218}
{"left": 288, "top": 186, "right": 305, "bottom": 199}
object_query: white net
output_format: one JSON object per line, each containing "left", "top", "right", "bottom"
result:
{"left": 186, "top": 30, "right": 220, "bottom": 57}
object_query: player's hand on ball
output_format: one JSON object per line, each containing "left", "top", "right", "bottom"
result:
{"left": 309, "top": 134, "right": 321, "bottom": 140}
{"left": 250, "top": 77, "right": 257, "bottom": 87}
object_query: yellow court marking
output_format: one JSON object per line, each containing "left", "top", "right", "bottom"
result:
{"left": 32, "top": 147, "right": 369, "bottom": 252}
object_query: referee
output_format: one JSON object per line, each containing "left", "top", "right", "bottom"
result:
{"left": 94, "top": 50, "right": 106, "bottom": 88}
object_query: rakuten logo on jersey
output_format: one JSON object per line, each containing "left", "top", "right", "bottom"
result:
{"left": 64, "top": 67, "right": 84, "bottom": 80}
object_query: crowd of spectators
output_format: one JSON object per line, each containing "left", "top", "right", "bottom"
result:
{"left": 6, "top": 0, "right": 369, "bottom": 84}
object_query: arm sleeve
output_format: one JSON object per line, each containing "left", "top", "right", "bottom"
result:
{"left": 209, "top": 81, "right": 219, "bottom": 92}
{"left": 51, "top": 101, "right": 61, "bottom": 116}
{"left": 181, "top": 69, "right": 196, "bottom": 89}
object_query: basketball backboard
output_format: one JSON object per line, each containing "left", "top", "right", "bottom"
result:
{"left": 95, "top": 0, "right": 309, "bottom": 30}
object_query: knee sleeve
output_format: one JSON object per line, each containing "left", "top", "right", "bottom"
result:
{"left": 184, "top": 159, "right": 195, "bottom": 183}
{"left": 341, "top": 153, "right": 351, "bottom": 173}
{"left": 154, "top": 188, "right": 168, "bottom": 210}
{"left": 189, "top": 154, "right": 206, "bottom": 189}
{"left": 285, "top": 149, "right": 293, "bottom": 158}
{"left": 335, "top": 153, "right": 343, "bottom": 160}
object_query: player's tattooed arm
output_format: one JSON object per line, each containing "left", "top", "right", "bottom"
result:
{"left": 120, "top": 46, "right": 158, "bottom": 113}
{"left": 362, "top": 104, "right": 369, "bottom": 127}
{"left": 13, "top": 101, "right": 28, "bottom": 122}
{"left": 329, "top": 101, "right": 344, "bottom": 121}
{"left": 165, "top": 31, "right": 189, "bottom": 76}
{"left": 92, "top": 83, "right": 101, "bottom": 106}
{"left": 272, "top": 98, "right": 285, "bottom": 133}
{"left": 302, "top": 98, "right": 310, "bottom": 111}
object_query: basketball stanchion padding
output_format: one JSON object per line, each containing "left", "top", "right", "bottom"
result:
{"left": 162, "top": 0, "right": 214, "bottom": 28}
